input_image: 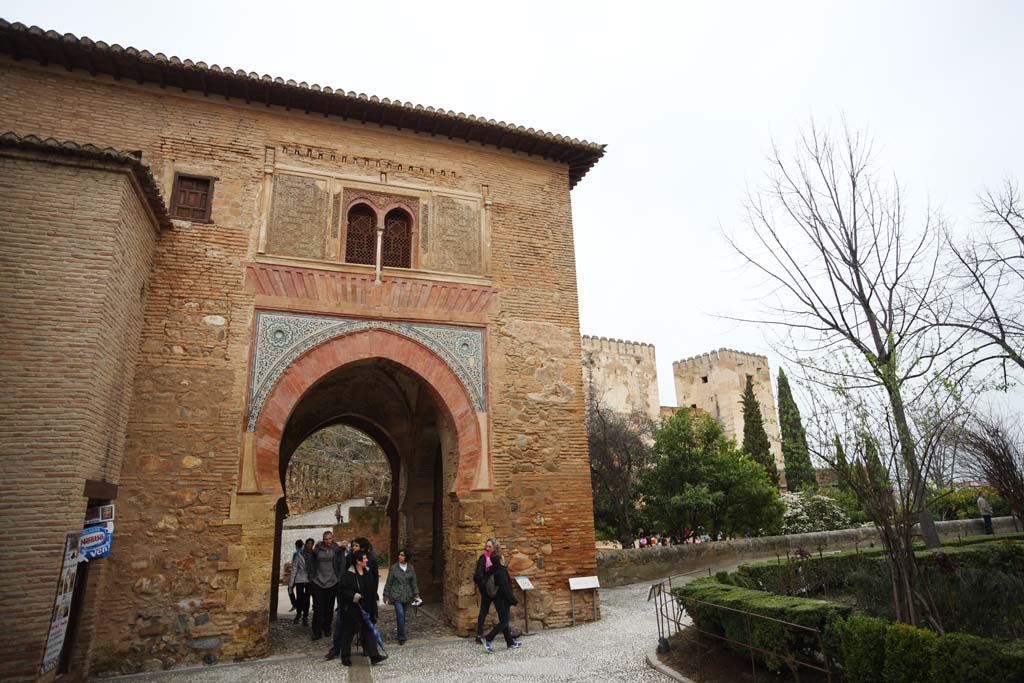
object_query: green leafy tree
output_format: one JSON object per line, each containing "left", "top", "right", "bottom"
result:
{"left": 642, "top": 409, "right": 783, "bottom": 539}
{"left": 777, "top": 368, "right": 815, "bottom": 491}
{"left": 741, "top": 375, "right": 778, "bottom": 485}
{"left": 586, "top": 402, "right": 653, "bottom": 548}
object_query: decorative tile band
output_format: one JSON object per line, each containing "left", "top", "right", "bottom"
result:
{"left": 247, "top": 311, "right": 486, "bottom": 431}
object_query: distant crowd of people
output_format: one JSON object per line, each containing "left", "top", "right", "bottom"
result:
{"left": 286, "top": 532, "right": 523, "bottom": 667}
{"left": 631, "top": 527, "right": 721, "bottom": 548}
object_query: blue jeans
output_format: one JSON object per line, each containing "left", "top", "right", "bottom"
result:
{"left": 394, "top": 601, "right": 407, "bottom": 642}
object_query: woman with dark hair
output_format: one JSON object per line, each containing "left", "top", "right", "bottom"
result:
{"left": 335, "top": 550, "right": 384, "bottom": 666}
{"left": 382, "top": 548, "right": 420, "bottom": 645}
{"left": 481, "top": 549, "right": 521, "bottom": 653}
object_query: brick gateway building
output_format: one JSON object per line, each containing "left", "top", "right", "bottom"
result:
{"left": 0, "top": 20, "right": 604, "bottom": 681}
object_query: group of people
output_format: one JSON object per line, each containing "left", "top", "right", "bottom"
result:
{"left": 287, "top": 533, "right": 524, "bottom": 664}
{"left": 287, "top": 531, "right": 421, "bottom": 667}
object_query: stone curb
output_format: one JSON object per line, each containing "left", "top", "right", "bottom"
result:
{"left": 645, "top": 643, "right": 698, "bottom": 683}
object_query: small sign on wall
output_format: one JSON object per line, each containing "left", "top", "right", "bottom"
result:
{"left": 80, "top": 523, "right": 114, "bottom": 561}
{"left": 515, "top": 576, "right": 535, "bottom": 591}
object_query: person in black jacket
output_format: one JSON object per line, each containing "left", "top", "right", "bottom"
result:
{"left": 481, "top": 549, "right": 521, "bottom": 652}
{"left": 334, "top": 550, "right": 385, "bottom": 666}
{"left": 473, "top": 538, "right": 498, "bottom": 643}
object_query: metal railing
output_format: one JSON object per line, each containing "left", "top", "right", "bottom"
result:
{"left": 648, "top": 572, "right": 834, "bottom": 682}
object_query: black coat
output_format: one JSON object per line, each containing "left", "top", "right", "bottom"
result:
{"left": 474, "top": 553, "right": 489, "bottom": 593}
{"left": 338, "top": 565, "right": 379, "bottom": 621}
{"left": 487, "top": 563, "right": 518, "bottom": 607}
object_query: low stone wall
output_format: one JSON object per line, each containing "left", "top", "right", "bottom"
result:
{"left": 596, "top": 516, "right": 1021, "bottom": 587}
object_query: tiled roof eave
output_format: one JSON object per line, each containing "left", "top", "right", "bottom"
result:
{"left": 0, "top": 19, "right": 606, "bottom": 187}
{"left": 0, "top": 131, "right": 171, "bottom": 230}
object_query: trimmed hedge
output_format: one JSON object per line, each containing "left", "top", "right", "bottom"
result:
{"left": 831, "top": 615, "right": 1024, "bottom": 683}
{"left": 676, "top": 539, "right": 1024, "bottom": 681}
{"left": 730, "top": 535, "right": 1024, "bottom": 597}
{"left": 673, "top": 578, "right": 849, "bottom": 672}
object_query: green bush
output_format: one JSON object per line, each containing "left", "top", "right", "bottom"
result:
{"left": 732, "top": 547, "right": 882, "bottom": 596}
{"left": 830, "top": 615, "right": 888, "bottom": 683}
{"left": 929, "top": 632, "right": 1019, "bottom": 683}
{"left": 674, "top": 578, "right": 849, "bottom": 672}
{"left": 883, "top": 623, "right": 937, "bottom": 683}
{"left": 831, "top": 616, "right": 1024, "bottom": 683}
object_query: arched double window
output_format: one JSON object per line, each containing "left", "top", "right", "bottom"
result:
{"left": 344, "top": 203, "right": 414, "bottom": 269}
{"left": 382, "top": 208, "right": 412, "bottom": 268}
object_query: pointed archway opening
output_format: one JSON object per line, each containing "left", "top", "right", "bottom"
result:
{"left": 265, "top": 355, "right": 460, "bottom": 651}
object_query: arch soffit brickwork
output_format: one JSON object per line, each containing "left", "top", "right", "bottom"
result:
{"left": 251, "top": 325, "right": 487, "bottom": 497}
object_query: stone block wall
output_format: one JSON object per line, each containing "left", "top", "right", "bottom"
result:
{"left": 0, "top": 149, "right": 160, "bottom": 681}
{"left": 597, "top": 517, "right": 1022, "bottom": 587}
{"left": 0, "top": 52, "right": 598, "bottom": 676}
{"left": 673, "top": 348, "right": 783, "bottom": 472}
{"left": 334, "top": 505, "right": 390, "bottom": 560}
{"left": 581, "top": 336, "right": 660, "bottom": 421}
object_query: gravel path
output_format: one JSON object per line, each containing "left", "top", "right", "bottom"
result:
{"left": 99, "top": 580, "right": 674, "bottom": 683}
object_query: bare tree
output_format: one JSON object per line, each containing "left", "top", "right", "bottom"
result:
{"left": 959, "top": 415, "right": 1024, "bottom": 529}
{"left": 805, "top": 384, "right": 961, "bottom": 630}
{"left": 729, "top": 123, "right": 947, "bottom": 547}
{"left": 935, "top": 179, "right": 1024, "bottom": 386}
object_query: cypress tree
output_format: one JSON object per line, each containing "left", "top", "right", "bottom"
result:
{"left": 834, "top": 435, "right": 851, "bottom": 492}
{"left": 777, "top": 368, "right": 815, "bottom": 491}
{"left": 741, "top": 375, "right": 778, "bottom": 486}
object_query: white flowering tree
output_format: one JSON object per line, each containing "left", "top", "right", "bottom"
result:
{"left": 781, "top": 491, "right": 851, "bottom": 535}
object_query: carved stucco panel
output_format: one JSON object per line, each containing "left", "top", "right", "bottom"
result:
{"left": 247, "top": 311, "right": 486, "bottom": 430}
{"left": 420, "top": 194, "right": 482, "bottom": 275}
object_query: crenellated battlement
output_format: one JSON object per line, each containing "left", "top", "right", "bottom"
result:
{"left": 672, "top": 347, "right": 769, "bottom": 369}
{"left": 581, "top": 334, "right": 657, "bottom": 360}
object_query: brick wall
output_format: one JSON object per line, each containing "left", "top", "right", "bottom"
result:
{"left": 0, "top": 150, "right": 159, "bottom": 681}
{"left": 0, "top": 54, "right": 598, "bottom": 675}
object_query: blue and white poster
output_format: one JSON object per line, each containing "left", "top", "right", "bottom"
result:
{"left": 79, "top": 523, "right": 113, "bottom": 560}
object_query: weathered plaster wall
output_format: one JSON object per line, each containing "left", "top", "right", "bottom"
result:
{"left": 673, "top": 348, "right": 783, "bottom": 472}
{"left": 581, "top": 336, "right": 660, "bottom": 421}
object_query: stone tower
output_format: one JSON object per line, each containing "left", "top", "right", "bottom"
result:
{"left": 672, "top": 349, "right": 783, "bottom": 473}
{"left": 581, "top": 336, "right": 660, "bottom": 421}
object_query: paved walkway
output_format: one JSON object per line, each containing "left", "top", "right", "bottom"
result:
{"left": 98, "top": 579, "right": 677, "bottom": 683}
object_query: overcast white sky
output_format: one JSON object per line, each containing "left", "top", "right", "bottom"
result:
{"left": 6, "top": 0, "right": 1022, "bottom": 410}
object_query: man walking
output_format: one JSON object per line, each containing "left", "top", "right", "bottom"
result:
{"left": 308, "top": 530, "right": 344, "bottom": 640}
{"left": 978, "top": 493, "right": 994, "bottom": 535}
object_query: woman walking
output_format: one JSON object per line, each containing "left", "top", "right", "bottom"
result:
{"left": 382, "top": 549, "right": 420, "bottom": 645}
{"left": 481, "top": 549, "right": 521, "bottom": 653}
{"left": 473, "top": 538, "right": 498, "bottom": 643}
